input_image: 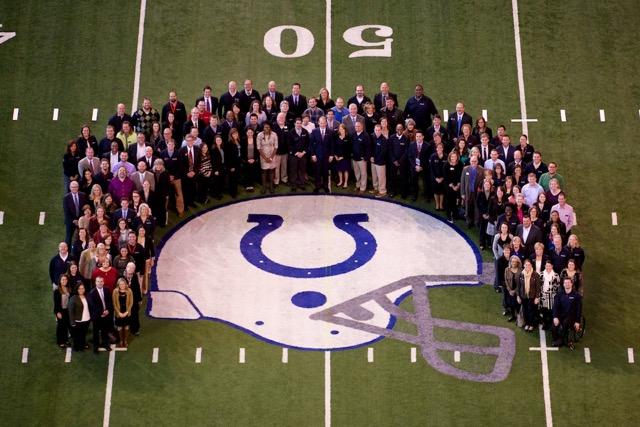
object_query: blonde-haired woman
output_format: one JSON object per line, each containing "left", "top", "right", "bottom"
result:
{"left": 503, "top": 254, "right": 522, "bottom": 322}
{"left": 112, "top": 278, "right": 133, "bottom": 348}
{"left": 89, "top": 184, "right": 104, "bottom": 212}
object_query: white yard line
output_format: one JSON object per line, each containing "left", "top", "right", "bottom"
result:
{"left": 0, "top": 211, "right": 4, "bottom": 225}
{"left": 482, "top": 109, "right": 488, "bottom": 121}
{"left": 65, "top": 347, "right": 72, "bottom": 363}
{"left": 12, "top": 108, "right": 19, "bottom": 121}
{"left": 21, "top": 347, "right": 29, "bottom": 363}
{"left": 599, "top": 109, "right": 606, "bottom": 122}
{"left": 443, "top": 109, "right": 449, "bottom": 122}
{"left": 511, "top": 118, "right": 538, "bottom": 123}
{"left": 239, "top": 347, "right": 245, "bottom": 364}
{"left": 282, "top": 348, "right": 288, "bottom": 364}
{"left": 152, "top": 347, "right": 159, "bottom": 363}
{"left": 367, "top": 347, "right": 374, "bottom": 363}
{"left": 453, "top": 350, "right": 461, "bottom": 363}
{"left": 52, "top": 108, "right": 59, "bottom": 121}
{"left": 325, "top": 0, "right": 332, "bottom": 95}
{"left": 410, "top": 347, "right": 417, "bottom": 363}
{"left": 92, "top": 108, "right": 99, "bottom": 122}
{"left": 102, "top": 350, "right": 116, "bottom": 427}
{"left": 584, "top": 348, "right": 591, "bottom": 364}
{"left": 628, "top": 348, "right": 635, "bottom": 364}
{"left": 539, "top": 327, "right": 554, "bottom": 427}
{"left": 325, "top": 351, "right": 331, "bottom": 427}
{"left": 612, "top": 212, "right": 618, "bottom": 226}
{"left": 131, "top": 0, "right": 147, "bottom": 113}
{"left": 560, "top": 109, "right": 566, "bottom": 122}
{"left": 511, "top": 0, "right": 530, "bottom": 136}
{"left": 38, "top": 212, "right": 46, "bottom": 225}
{"left": 195, "top": 347, "right": 202, "bottom": 364}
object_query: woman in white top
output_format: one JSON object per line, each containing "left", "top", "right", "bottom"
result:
{"left": 68, "top": 283, "right": 91, "bottom": 351}
{"left": 540, "top": 260, "right": 560, "bottom": 330}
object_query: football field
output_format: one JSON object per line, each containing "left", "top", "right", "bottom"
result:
{"left": 1, "top": 0, "right": 639, "bottom": 426}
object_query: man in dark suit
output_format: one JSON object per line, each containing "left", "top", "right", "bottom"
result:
{"left": 516, "top": 214, "right": 544, "bottom": 257}
{"left": 107, "top": 103, "right": 133, "bottom": 134}
{"left": 460, "top": 155, "right": 484, "bottom": 227}
{"left": 161, "top": 90, "right": 188, "bottom": 130}
{"left": 88, "top": 276, "right": 113, "bottom": 353}
{"left": 262, "top": 80, "right": 284, "bottom": 112}
{"left": 183, "top": 108, "right": 206, "bottom": 137}
{"left": 388, "top": 123, "right": 409, "bottom": 198}
{"left": 447, "top": 102, "right": 473, "bottom": 142}
{"left": 63, "top": 180, "right": 86, "bottom": 245}
{"left": 477, "top": 133, "right": 495, "bottom": 165}
{"left": 202, "top": 115, "right": 222, "bottom": 148}
{"left": 94, "top": 158, "right": 114, "bottom": 193}
{"left": 506, "top": 148, "right": 524, "bottom": 176}
{"left": 220, "top": 110, "right": 239, "bottom": 143}
{"left": 195, "top": 85, "right": 219, "bottom": 118}
{"left": 379, "top": 97, "right": 404, "bottom": 131}
{"left": 408, "top": 130, "right": 432, "bottom": 202}
{"left": 425, "top": 115, "right": 451, "bottom": 150}
{"left": 284, "top": 82, "right": 308, "bottom": 118}
{"left": 347, "top": 84, "right": 372, "bottom": 114}
{"left": 342, "top": 103, "right": 365, "bottom": 136}
{"left": 373, "top": 82, "right": 398, "bottom": 112}
{"left": 219, "top": 80, "right": 242, "bottom": 118}
{"left": 137, "top": 146, "right": 157, "bottom": 171}
{"left": 287, "top": 118, "right": 309, "bottom": 191}
{"left": 498, "top": 134, "right": 516, "bottom": 166}
{"left": 309, "top": 117, "right": 333, "bottom": 193}
{"left": 239, "top": 79, "right": 261, "bottom": 114}
{"left": 404, "top": 84, "right": 438, "bottom": 132}
{"left": 111, "top": 197, "right": 137, "bottom": 229}
{"left": 178, "top": 134, "right": 200, "bottom": 207}
{"left": 127, "top": 133, "right": 151, "bottom": 168}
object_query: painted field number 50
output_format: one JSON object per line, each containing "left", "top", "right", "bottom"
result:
{"left": 264, "top": 25, "right": 393, "bottom": 59}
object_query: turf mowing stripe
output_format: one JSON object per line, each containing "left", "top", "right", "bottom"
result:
{"left": 482, "top": 109, "right": 488, "bottom": 121}
{"left": 584, "top": 348, "right": 591, "bottom": 364}
{"left": 599, "top": 109, "right": 606, "bottom": 122}
{"left": 628, "top": 348, "right": 635, "bottom": 364}
{"left": 0, "top": 211, "right": 4, "bottom": 225}
{"left": 281, "top": 348, "right": 288, "bottom": 364}
{"left": 92, "top": 108, "right": 99, "bottom": 122}
{"left": 65, "top": 347, "right": 72, "bottom": 363}
{"left": 410, "top": 347, "right": 417, "bottom": 363}
{"left": 367, "top": 347, "right": 374, "bottom": 363}
{"left": 443, "top": 109, "right": 449, "bottom": 122}
{"left": 454, "top": 350, "right": 461, "bottom": 363}
{"left": 239, "top": 347, "right": 245, "bottom": 364}
{"left": 103, "top": 350, "right": 116, "bottom": 427}
{"left": 131, "top": 0, "right": 147, "bottom": 113}
{"left": 152, "top": 347, "right": 159, "bottom": 363}
{"left": 612, "top": 212, "right": 618, "bottom": 226}
{"left": 325, "top": 0, "right": 332, "bottom": 94}
{"left": 21, "top": 348, "right": 28, "bottom": 363}
{"left": 560, "top": 109, "right": 566, "bottom": 122}
{"left": 324, "top": 351, "right": 331, "bottom": 427}
{"left": 511, "top": 0, "right": 530, "bottom": 136}
{"left": 12, "top": 108, "right": 19, "bottom": 120}
{"left": 195, "top": 347, "right": 202, "bottom": 364}
{"left": 38, "top": 212, "right": 45, "bottom": 225}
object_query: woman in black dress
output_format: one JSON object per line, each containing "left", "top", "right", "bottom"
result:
{"left": 225, "top": 132, "right": 242, "bottom": 198}
{"left": 444, "top": 151, "right": 463, "bottom": 222}
{"left": 62, "top": 140, "right": 81, "bottom": 192}
{"left": 241, "top": 128, "right": 260, "bottom": 191}
{"left": 429, "top": 142, "right": 447, "bottom": 211}
{"left": 211, "top": 135, "right": 226, "bottom": 199}
{"left": 112, "top": 278, "right": 133, "bottom": 348}
{"left": 476, "top": 179, "right": 494, "bottom": 250}
{"left": 53, "top": 274, "right": 72, "bottom": 348}
{"left": 333, "top": 124, "right": 351, "bottom": 188}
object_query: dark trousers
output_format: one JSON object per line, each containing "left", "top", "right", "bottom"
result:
{"left": 243, "top": 161, "right": 260, "bottom": 188}
{"left": 92, "top": 316, "right": 112, "bottom": 350}
{"left": 227, "top": 169, "right": 238, "bottom": 197}
{"left": 65, "top": 221, "right": 76, "bottom": 246}
{"left": 196, "top": 174, "right": 212, "bottom": 202}
{"left": 314, "top": 158, "right": 330, "bottom": 191}
{"left": 521, "top": 298, "right": 539, "bottom": 327}
{"left": 464, "top": 192, "right": 478, "bottom": 226}
{"left": 288, "top": 155, "right": 307, "bottom": 188}
{"left": 504, "top": 291, "right": 519, "bottom": 316}
{"left": 71, "top": 321, "right": 89, "bottom": 351}
{"left": 479, "top": 218, "right": 492, "bottom": 247}
{"left": 130, "top": 302, "right": 140, "bottom": 334}
{"left": 445, "top": 187, "right": 459, "bottom": 220}
{"left": 387, "top": 162, "right": 408, "bottom": 196}
{"left": 261, "top": 169, "right": 274, "bottom": 193}
{"left": 56, "top": 311, "right": 70, "bottom": 345}
{"left": 409, "top": 169, "right": 422, "bottom": 199}
{"left": 552, "top": 316, "right": 579, "bottom": 345}
{"left": 211, "top": 172, "right": 225, "bottom": 198}
{"left": 182, "top": 175, "right": 197, "bottom": 206}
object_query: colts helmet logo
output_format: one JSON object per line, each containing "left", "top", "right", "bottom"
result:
{"left": 149, "top": 195, "right": 515, "bottom": 382}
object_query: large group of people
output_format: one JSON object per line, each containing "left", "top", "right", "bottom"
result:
{"left": 51, "top": 79, "right": 584, "bottom": 352}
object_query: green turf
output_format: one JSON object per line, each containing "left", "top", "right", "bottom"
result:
{"left": 1, "top": 0, "right": 640, "bottom": 425}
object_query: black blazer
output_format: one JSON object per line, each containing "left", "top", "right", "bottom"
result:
{"left": 284, "top": 94, "right": 308, "bottom": 118}
{"left": 111, "top": 207, "right": 137, "bottom": 229}
{"left": 238, "top": 90, "right": 261, "bottom": 113}
{"left": 408, "top": 141, "right": 432, "bottom": 171}
{"left": 447, "top": 112, "right": 473, "bottom": 138}
{"left": 88, "top": 287, "right": 113, "bottom": 321}
{"left": 373, "top": 92, "right": 398, "bottom": 111}
{"left": 347, "top": 95, "right": 372, "bottom": 114}
{"left": 63, "top": 192, "right": 87, "bottom": 225}
{"left": 288, "top": 128, "right": 309, "bottom": 155}
{"left": 261, "top": 91, "right": 284, "bottom": 109}
{"left": 161, "top": 101, "right": 188, "bottom": 127}
{"left": 178, "top": 145, "right": 201, "bottom": 176}
{"left": 516, "top": 224, "right": 544, "bottom": 257}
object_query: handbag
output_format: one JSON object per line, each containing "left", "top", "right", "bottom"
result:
{"left": 486, "top": 221, "right": 496, "bottom": 235}
{"left": 516, "top": 306, "right": 525, "bottom": 328}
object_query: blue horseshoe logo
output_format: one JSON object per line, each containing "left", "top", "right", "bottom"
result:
{"left": 240, "top": 213, "right": 377, "bottom": 278}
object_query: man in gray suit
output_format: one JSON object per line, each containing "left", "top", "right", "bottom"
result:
{"left": 341, "top": 103, "right": 365, "bottom": 137}
{"left": 77, "top": 146, "right": 101, "bottom": 178}
{"left": 130, "top": 160, "right": 155, "bottom": 192}
{"left": 460, "top": 155, "right": 484, "bottom": 228}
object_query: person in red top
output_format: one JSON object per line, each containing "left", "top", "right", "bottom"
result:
{"left": 91, "top": 258, "right": 118, "bottom": 293}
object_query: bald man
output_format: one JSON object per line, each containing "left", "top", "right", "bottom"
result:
{"left": 107, "top": 103, "right": 133, "bottom": 133}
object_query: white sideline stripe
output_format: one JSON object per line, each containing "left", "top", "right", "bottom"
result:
{"left": 599, "top": 109, "right": 606, "bottom": 122}
{"left": 131, "top": 0, "right": 147, "bottom": 113}
{"left": 539, "top": 327, "right": 553, "bottom": 427}
{"left": 21, "top": 348, "right": 29, "bottom": 363}
{"left": 482, "top": 109, "right": 487, "bottom": 121}
{"left": 612, "top": 212, "right": 618, "bottom": 226}
{"left": 511, "top": 0, "right": 530, "bottom": 136}
{"left": 325, "top": 0, "right": 332, "bottom": 95}
{"left": 239, "top": 347, "right": 245, "bottom": 364}
{"left": 195, "top": 347, "right": 202, "bottom": 364}
{"left": 443, "top": 109, "right": 449, "bottom": 122}
{"left": 410, "top": 347, "right": 417, "bottom": 363}
{"left": 52, "top": 108, "right": 59, "bottom": 121}
{"left": 92, "top": 108, "right": 99, "bottom": 122}
{"left": 325, "top": 351, "right": 331, "bottom": 427}
{"left": 511, "top": 118, "right": 538, "bottom": 123}
{"left": 103, "top": 350, "right": 116, "bottom": 427}
{"left": 560, "top": 109, "right": 566, "bottom": 122}
{"left": 152, "top": 347, "right": 159, "bottom": 363}
{"left": 0, "top": 211, "right": 4, "bottom": 225}
{"left": 453, "top": 350, "right": 461, "bottom": 363}
{"left": 282, "top": 348, "right": 288, "bottom": 364}
{"left": 584, "top": 348, "right": 591, "bottom": 364}
{"left": 367, "top": 347, "right": 374, "bottom": 363}
{"left": 38, "top": 212, "right": 46, "bottom": 225}
{"left": 628, "top": 348, "right": 635, "bottom": 364}
{"left": 12, "top": 108, "right": 19, "bottom": 120}
{"left": 65, "top": 347, "right": 72, "bottom": 363}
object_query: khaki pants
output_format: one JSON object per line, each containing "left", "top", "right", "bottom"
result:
{"left": 372, "top": 163, "right": 387, "bottom": 195}
{"left": 274, "top": 154, "right": 288, "bottom": 184}
{"left": 352, "top": 159, "right": 367, "bottom": 191}
{"left": 170, "top": 178, "right": 184, "bottom": 214}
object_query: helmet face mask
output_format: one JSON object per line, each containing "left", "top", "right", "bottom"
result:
{"left": 149, "top": 195, "right": 515, "bottom": 381}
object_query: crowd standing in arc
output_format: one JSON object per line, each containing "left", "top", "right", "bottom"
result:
{"left": 51, "top": 80, "right": 584, "bottom": 352}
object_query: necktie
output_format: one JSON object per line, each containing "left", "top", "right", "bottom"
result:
{"left": 271, "top": 92, "right": 275, "bottom": 101}
{"left": 206, "top": 98, "right": 211, "bottom": 113}
{"left": 98, "top": 288, "right": 105, "bottom": 310}
{"left": 189, "top": 148, "right": 194, "bottom": 167}
{"left": 457, "top": 116, "right": 462, "bottom": 135}
{"left": 321, "top": 129, "right": 325, "bottom": 139}
{"left": 73, "top": 193, "right": 79, "bottom": 216}
{"left": 294, "top": 96, "right": 298, "bottom": 106}
{"left": 483, "top": 147, "right": 487, "bottom": 160}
